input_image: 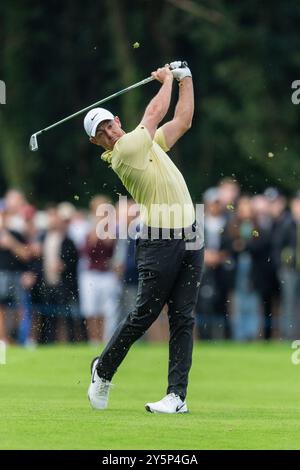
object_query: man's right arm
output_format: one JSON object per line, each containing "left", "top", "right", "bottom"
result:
{"left": 140, "top": 67, "right": 174, "bottom": 139}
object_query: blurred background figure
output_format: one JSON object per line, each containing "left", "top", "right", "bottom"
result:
{"left": 56, "top": 202, "right": 86, "bottom": 341}
{"left": 23, "top": 207, "right": 45, "bottom": 347}
{"left": 250, "top": 194, "right": 280, "bottom": 339}
{"left": 195, "top": 187, "right": 231, "bottom": 339}
{"left": 80, "top": 195, "right": 121, "bottom": 345}
{"left": 67, "top": 208, "right": 91, "bottom": 264}
{"left": 4, "top": 189, "right": 27, "bottom": 231}
{"left": 17, "top": 203, "right": 38, "bottom": 346}
{"left": 0, "top": 190, "right": 31, "bottom": 343}
{"left": 225, "top": 196, "right": 261, "bottom": 341}
{"left": 276, "top": 192, "right": 300, "bottom": 339}
{"left": 36, "top": 205, "right": 79, "bottom": 343}
{"left": 262, "top": 188, "right": 291, "bottom": 339}
{"left": 218, "top": 178, "right": 241, "bottom": 220}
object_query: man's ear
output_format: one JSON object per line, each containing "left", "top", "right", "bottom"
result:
{"left": 90, "top": 136, "right": 97, "bottom": 145}
{"left": 114, "top": 116, "right": 122, "bottom": 127}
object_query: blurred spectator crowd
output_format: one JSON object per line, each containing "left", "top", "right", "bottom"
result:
{"left": 0, "top": 178, "right": 300, "bottom": 347}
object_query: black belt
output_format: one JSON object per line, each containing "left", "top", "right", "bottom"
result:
{"left": 140, "top": 221, "right": 198, "bottom": 240}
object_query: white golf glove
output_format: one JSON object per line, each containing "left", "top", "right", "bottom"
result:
{"left": 169, "top": 61, "right": 192, "bottom": 81}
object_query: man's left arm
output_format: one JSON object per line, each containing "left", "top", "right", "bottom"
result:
{"left": 160, "top": 63, "right": 194, "bottom": 149}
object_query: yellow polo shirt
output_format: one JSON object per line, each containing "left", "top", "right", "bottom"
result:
{"left": 101, "top": 125, "right": 195, "bottom": 229}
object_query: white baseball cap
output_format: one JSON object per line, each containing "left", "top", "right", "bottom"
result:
{"left": 84, "top": 107, "right": 114, "bottom": 138}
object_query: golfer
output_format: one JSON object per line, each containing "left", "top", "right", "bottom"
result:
{"left": 84, "top": 61, "right": 204, "bottom": 413}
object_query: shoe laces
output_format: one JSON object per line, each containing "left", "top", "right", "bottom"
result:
{"left": 96, "top": 378, "right": 113, "bottom": 395}
{"left": 165, "top": 393, "right": 181, "bottom": 404}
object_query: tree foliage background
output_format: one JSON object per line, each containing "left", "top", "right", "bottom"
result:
{"left": 0, "top": 0, "right": 299, "bottom": 206}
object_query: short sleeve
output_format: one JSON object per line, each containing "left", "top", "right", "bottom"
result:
{"left": 114, "top": 125, "right": 153, "bottom": 170}
{"left": 154, "top": 127, "right": 170, "bottom": 152}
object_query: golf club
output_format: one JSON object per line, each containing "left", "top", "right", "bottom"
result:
{"left": 29, "top": 75, "right": 154, "bottom": 151}
{"left": 29, "top": 61, "right": 188, "bottom": 151}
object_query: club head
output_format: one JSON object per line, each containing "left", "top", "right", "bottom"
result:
{"left": 29, "top": 133, "right": 38, "bottom": 151}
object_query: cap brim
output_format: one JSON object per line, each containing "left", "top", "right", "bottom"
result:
{"left": 90, "top": 116, "right": 104, "bottom": 137}
{"left": 90, "top": 115, "right": 115, "bottom": 137}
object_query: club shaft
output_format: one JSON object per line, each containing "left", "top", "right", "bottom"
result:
{"left": 38, "top": 76, "right": 154, "bottom": 135}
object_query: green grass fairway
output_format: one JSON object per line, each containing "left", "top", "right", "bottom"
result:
{"left": 1, "top": 341, "right": 300, "bottom": 449}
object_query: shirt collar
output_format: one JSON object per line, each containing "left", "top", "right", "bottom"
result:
{"left": 101, "top": 149, "right": 113, "bottom": 164}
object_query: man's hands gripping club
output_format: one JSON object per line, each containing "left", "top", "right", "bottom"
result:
{"left": 151, "top": 66, "right": 174, "bottom": 84}
{"left": 150, "top": 61, "right": 192, "bottom": 83}
{"left": 169, "top": 61, "right": 192, "bottom": 82}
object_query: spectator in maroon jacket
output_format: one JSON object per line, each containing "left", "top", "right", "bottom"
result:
{"left": 79, "top": 195, "right": 121, "bottom": 344}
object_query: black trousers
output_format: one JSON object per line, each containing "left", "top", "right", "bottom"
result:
{"left": 96, "top": 236, "right": 204, "bottom": 399}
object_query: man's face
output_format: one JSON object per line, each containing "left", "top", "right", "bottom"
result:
{"left": 90, "top": 117, "right": 124, "bottom": 150}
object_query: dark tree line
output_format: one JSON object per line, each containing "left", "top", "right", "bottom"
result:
{"left": 0, "top": 0, "right": 300, "bottom": 206}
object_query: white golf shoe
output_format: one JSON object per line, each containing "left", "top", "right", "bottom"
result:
{"left": 145, "top": 393, "right": 188, "bottom": 414}
{"left": 88, "top": 357, "right": 112, "bottom": 410}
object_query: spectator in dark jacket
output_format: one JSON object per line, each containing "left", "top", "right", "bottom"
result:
{"left": 0, "top": 192, "right": 31, "bottom": 343}
{"left": 250, "top": 195, "right": 280, "bottom": 339}
{"left": 224, "top": 196, "right": 261, "bottom": 341}
{"left": 35, "top": 206, "right": 79, "bottom": 343}
{"left": 276, "top": 192, "right": 300, "bottom": 339}
{"left": 195, "top": 188, "right": 231, "bottom": 339}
